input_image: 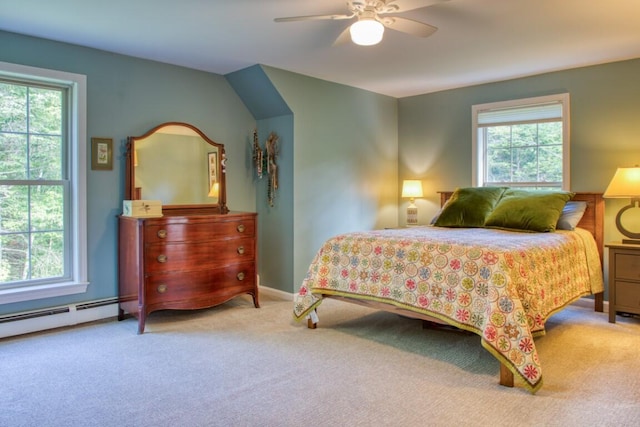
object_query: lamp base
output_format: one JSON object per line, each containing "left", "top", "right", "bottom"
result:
{"left": 615, "top": 200, "right": 640, "bottom": 244}
{"left": 406, "top": 201, "right": 418, "bottom": 225}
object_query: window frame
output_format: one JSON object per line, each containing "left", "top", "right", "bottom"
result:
{"left": 0, "top": 61, "right": 88, "bottom": 304}
{"left": 472, "top": 93, "right": 570, "bottom": 190}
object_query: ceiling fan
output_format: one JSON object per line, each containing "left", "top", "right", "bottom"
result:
{"left": 274, "top": 0, "right": 449, "bottom": 46}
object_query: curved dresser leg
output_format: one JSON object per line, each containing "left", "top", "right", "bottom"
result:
{"left": 137, "top": 313, "right": 146, "bottom": 335}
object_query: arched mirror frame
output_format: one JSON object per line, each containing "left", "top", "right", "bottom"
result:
{"left": 125, "top": 122, "right": 228, "bottom": 214}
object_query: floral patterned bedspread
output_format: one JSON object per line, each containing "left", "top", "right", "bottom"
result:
{"left": 293, "top": 226, "right": 603, "bottom": 393}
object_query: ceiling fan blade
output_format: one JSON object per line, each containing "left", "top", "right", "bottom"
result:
{"left": 382, "top": 16, "right": 437, "bottom": 37}
{"left": 382, "top": 0, "right": 450, "bottom": 13}
{"left": 274, "top": 13, "right": 353, "bottom": 23}
{"left": 332, "top": 26, "right": 352, "bottom": 46}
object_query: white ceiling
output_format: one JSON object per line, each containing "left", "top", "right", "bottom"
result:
{"left": 2, "top": 0, "right": 640, "bottom": 98}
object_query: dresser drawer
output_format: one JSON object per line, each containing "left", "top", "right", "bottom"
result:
{"left": 614, "top": 253, "right": 640, "bottom": 281}
{"left": 614, "top": 280, "right": 640, "bottom": 313}
{"left": 145, "top": 261, "right": 256, "bottom": 305}
{"left": 144, "top": 219, "right": 255, "bottom": 243}
{"left": 144, "top": 237, "right": 255, "bottom": 273}
{"left": 118, "top": 211, "right": 259, "bottom": 334}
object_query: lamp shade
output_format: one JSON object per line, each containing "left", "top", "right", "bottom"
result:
{"left": 604, "top": 166, "right": 640, "bottom": 244}
{"left": 401, "top": 180, "right": 423, "bottom": 199}
{"left": 603, "top": 167, "right": 640, "bottom": 198}
{"left": 350, "top": 18, "right": 384, "bottom": 46}
{"left": 208, "top": 182, "right": 219, "bottom": 199}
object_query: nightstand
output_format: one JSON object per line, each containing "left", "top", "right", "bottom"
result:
{"left": 606, "top": 242, "right": 640, "bottom": 323}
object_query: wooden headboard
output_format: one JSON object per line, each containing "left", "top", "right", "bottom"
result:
{"left": 438, "top": 191, "right": 605, "bottom": 262}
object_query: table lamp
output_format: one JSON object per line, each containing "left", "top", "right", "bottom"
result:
{"left": 603, "top": 166, "right": 640, "bottom": 244}
{"left": 208, "top": 182, "right": 219, "bottom": 200}
{"left": 401, "top": 180, "right": 423, "bottom": 225}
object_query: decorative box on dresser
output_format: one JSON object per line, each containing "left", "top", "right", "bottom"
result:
{"left": 118, "top": 211, "right": 258, "bottom": 334}
{"left": 606, "top": 242, "right": 640, "bottom": 323}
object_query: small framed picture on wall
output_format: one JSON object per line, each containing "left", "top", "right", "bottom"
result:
{"left": 91, "top": 137, "right": 113, "bottom": 170}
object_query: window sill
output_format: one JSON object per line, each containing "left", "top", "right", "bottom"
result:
{"left": 0, "top": 281, "right": 89, "bottom": 305}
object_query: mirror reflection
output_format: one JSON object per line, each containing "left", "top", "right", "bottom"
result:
{"left": 126, "top": 122, "right": 227, "bottom": 213}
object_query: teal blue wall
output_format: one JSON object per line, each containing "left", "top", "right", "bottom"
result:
{"left": 0, "top": 30, "right": 398, "bottom": 312}
{"left": 0, "top": 30, "right": 256, "bottom": 314}
{"left": 398, "top": 59, "right": 640, "bottom": 240}
{"left": 398, "top": 58, "right": 640, "bottom": 299}
{"left": 254, "top": 115, "right": 294, "bottom": 293}
{"left": 226, "top": 66, "right": 295, "bottom": 294}
{"left": 262, "top": 66, "right": 399, "bottom": 290}
{"left": 228, "top": 65, "right": 398, "bottom": 293}
{"left": 225, "top": 65, "right": 291, "bottom": 120}
{"left": 5, "top": 28, "right": 630, "bottom": 314}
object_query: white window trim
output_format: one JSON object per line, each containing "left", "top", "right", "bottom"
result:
{"left": 472, "top": 93, "right": 570, "bottom": 190}
{"left": 0, "top": 61, "right": 88, "bottom": 304}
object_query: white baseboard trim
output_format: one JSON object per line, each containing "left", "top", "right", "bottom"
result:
{"left": 0, "top": 285, "right": 295, "bottom": 339}
{"left": 0, "top": 299, "right": 119, "bottom": 339}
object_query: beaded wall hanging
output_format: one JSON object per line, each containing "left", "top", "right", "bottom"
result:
{"left": 252, "top": 129, "right": 280, "bottom": 207}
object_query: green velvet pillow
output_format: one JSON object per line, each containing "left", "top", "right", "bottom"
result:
{"left": 484, "top": 189, "right": 575, "bottom": 232}
{"left": 434, "top": 187, "right": 507, "bottom": 228}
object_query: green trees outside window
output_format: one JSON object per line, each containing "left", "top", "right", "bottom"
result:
{"left": 0, "top": 81, "right": 66, "bottom": 285}
{"left": 485, "top": 121, "right": 563, "bottom": 186}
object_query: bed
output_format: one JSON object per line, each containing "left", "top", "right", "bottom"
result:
{"left": 293, "top": 189, "right": 604, "bottom": 393}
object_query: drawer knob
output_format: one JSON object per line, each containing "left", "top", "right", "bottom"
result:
{"left": 237, "top": 224, "right": 246, "bottom": 233}
{"left": 236, "top": 272, "right": 245, "bottom": 281}
{"left": 237, "top": 246, "right": 245, "bottom": 255}
{"left": 157, "top": 229, "right": 167, "bottom": 239}
{"left": 157, "top": 254, "right": 167, "bottom": 263}
{"left": 157, "top": 284, "right": 168, "bottom": 293}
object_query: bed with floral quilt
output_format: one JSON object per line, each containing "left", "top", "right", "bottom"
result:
{"left": 293, "top": 189, "right": 604, "bottom": 393}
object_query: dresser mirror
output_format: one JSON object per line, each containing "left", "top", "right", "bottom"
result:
{"left": 125, "top": 122, "right": 228, "bottom": 213}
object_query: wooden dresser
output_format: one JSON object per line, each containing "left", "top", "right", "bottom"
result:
{"left": 118, "top": 211, "right": 258, "bottom": 333}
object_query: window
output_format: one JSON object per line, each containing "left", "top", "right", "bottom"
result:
{"left": 0, "top": 62, "right": 87, "bottom": 304}
{"left": 472, "top": 93, "right": 570, "bottom": 190}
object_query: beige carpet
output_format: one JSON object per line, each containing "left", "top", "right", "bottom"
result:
{"left": 1, "top": 292, "right": 639, "bottom": 426}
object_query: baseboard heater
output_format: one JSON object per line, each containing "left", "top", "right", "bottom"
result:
{"left": 0, "top": 297, "right": 119, "bottom": 339}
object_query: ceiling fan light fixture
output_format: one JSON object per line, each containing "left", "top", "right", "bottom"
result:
{"left": 350, "top": 18, "right": 384, "bottom": 46}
